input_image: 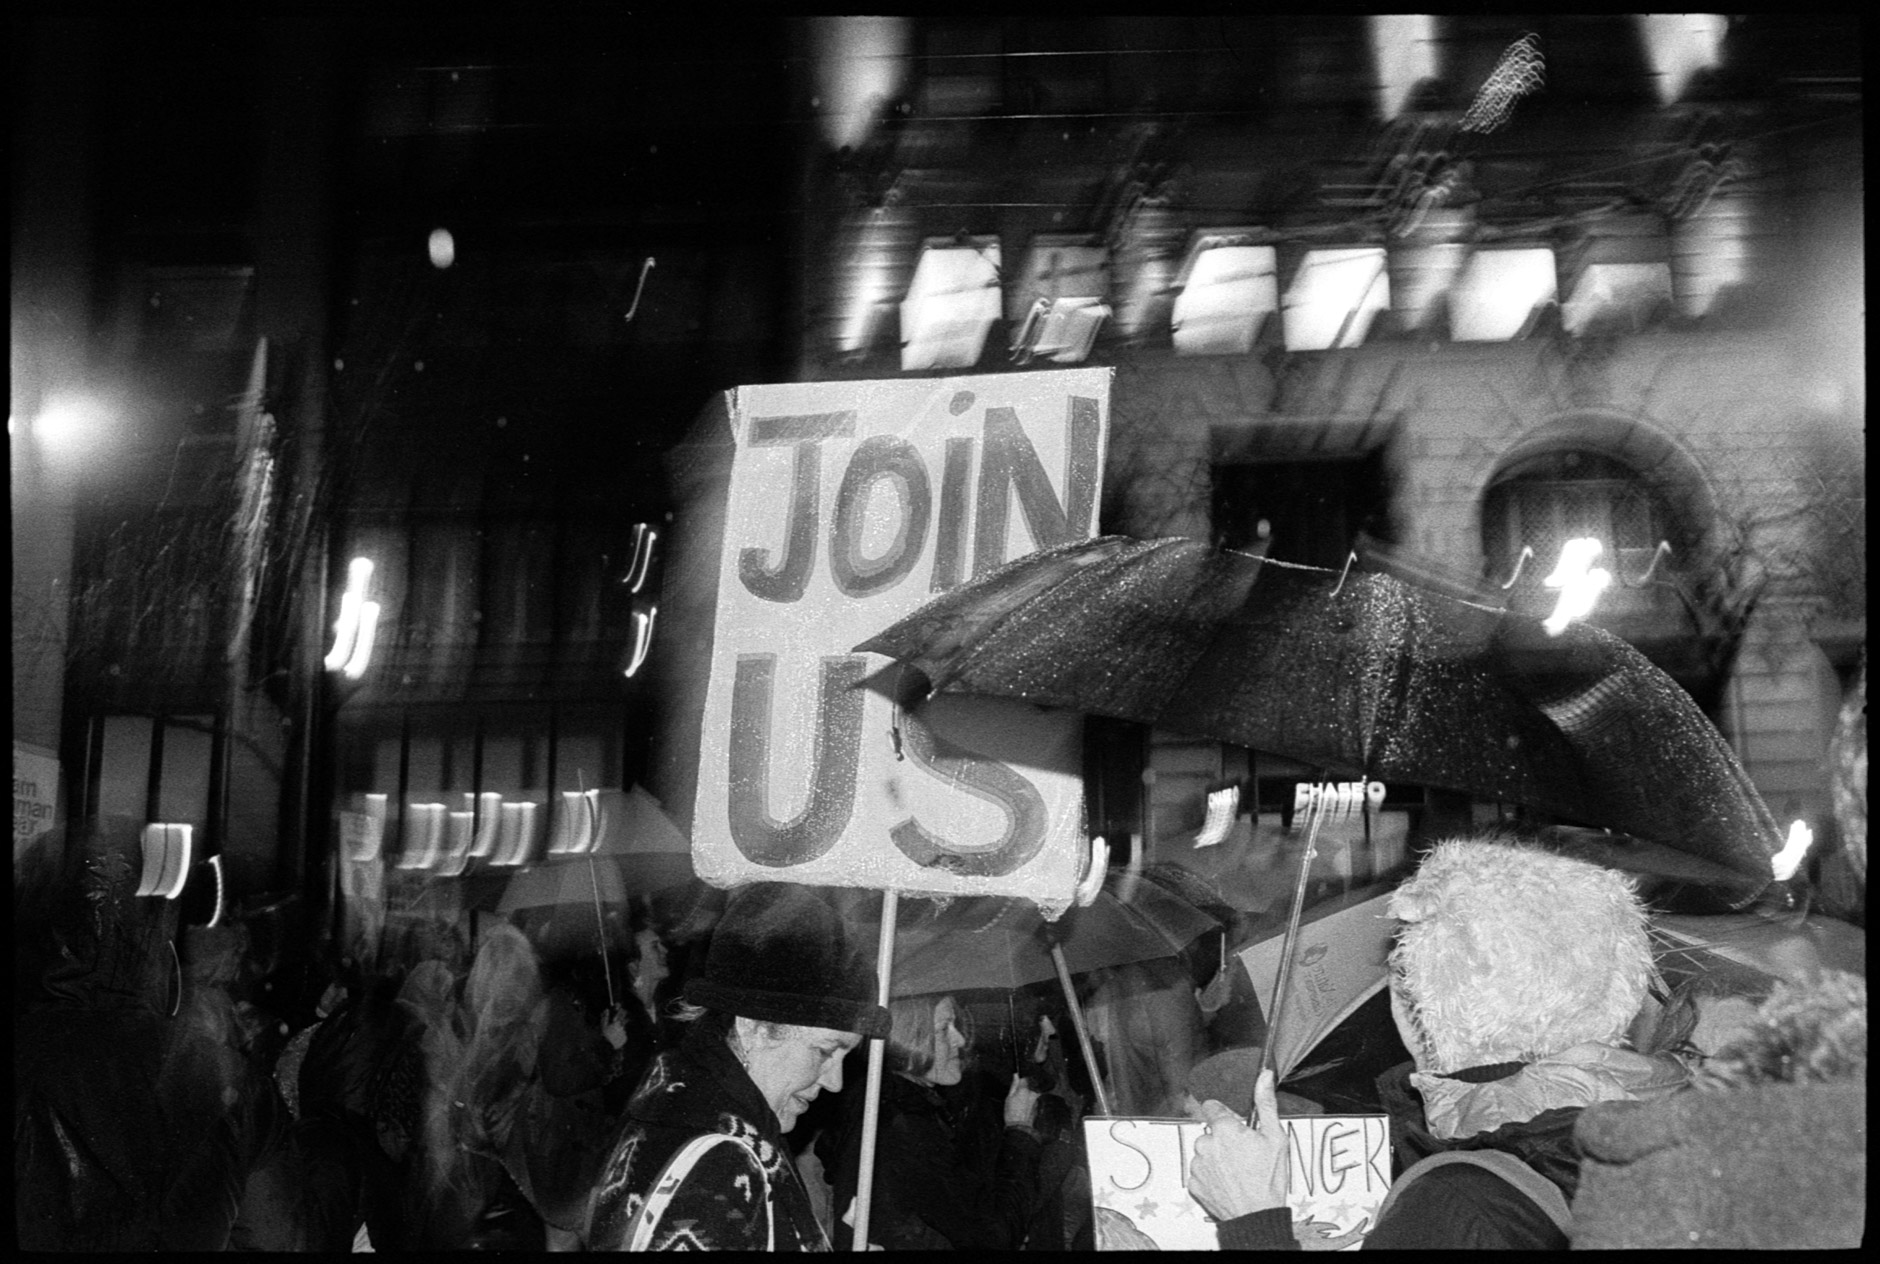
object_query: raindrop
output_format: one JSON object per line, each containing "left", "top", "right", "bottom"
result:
{"left": 333, "top": 358, "right": 345, "bottom": 371}
{"left": 414, "top": 360, "right": 425, "bottom": 372}
{"left": 495, "top": 416, "right": 507, "bottom": 428}
{"left": 428, "top": 227, "right": 455, "bottom": 269}
{"left": 948, "top": 391, "right": 975, "bottom": 416}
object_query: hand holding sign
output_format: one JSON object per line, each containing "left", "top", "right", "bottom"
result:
{"left": 1188, "top": 1068, "right": 1290, "bottom": 1222}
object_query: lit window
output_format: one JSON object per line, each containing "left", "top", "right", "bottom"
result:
{"left": 1482, "top": 452, "right": 1680, "bottom": 624}
{"left": 899, "top": 237, "right": 1002, "bottom": 371}
{"left": 1450, "top": 248, "right": 1557, "bottom": 341}
{"left": 1638, "top": 14, "right": 1729, "bottom": 104}
{"left": 1370, "top": 15, "right": 1441, "bottom": 121}
{"left": 1561, "top": 262, "right": 1675, "bottom": 336}
{"left": 1172, "top": 233, "right": 1278, "bottom": 357}
{"left": 1008, "top": 237, "right": 1111, "bottom": 364}
{"left": 1282, "top": 248, "right": 1391, "bottom": 351}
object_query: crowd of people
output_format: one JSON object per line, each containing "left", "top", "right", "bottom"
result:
{"left": 15, "top": 813, "right": 1867, "bottom": 1251}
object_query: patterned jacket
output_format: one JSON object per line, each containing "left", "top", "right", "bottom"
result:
{"left": 586, "top": 1024, "right": 830, "bottom": 1251}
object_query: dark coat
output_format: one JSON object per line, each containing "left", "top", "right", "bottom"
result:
{"left": 587, "top": 1023, "right": 831, "bottom": 1251}
{"left": 824, "top": 1069, "right": 1044, "bottom": 1251}
{"left": 1217, "top": 1059, "right": 1583, "bottom": 1251}
{"left": 14, "top": 846, "right": 276, "bottom": 1251}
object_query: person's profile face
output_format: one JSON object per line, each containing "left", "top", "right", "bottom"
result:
{"left": 742, "top": 1021, "right": 860, "bottom": 1133}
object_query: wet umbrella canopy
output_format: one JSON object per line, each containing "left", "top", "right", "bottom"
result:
{"left": 859, "top": 535, "right": 1782, "bottom": 892}
{"left": 827, "top": 869, "right": 1220, "bottom": 998}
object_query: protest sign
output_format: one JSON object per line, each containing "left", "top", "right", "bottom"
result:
{"left": 14, "top": 742, "right": 60, "bottom": 861}
{"left": 653, "top": 370, "right": 1111, "bottom": 911}
{"left": 1237, "top": 886, "right": 1397, "bottom": 1082}
{"left": 1085, "top": 1114, "right": 1391, "bottom": 1250}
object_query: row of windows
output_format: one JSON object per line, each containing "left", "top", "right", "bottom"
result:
{"left": 858, "top": 221, "right": 1748, "bottom": 373}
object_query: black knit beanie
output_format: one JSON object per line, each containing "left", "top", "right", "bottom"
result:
{"left": 684, "top": 883, "right": 890, "bottom": 1040}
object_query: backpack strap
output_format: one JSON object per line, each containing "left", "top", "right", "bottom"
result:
{"left": 625, "top": 1131, "right": 773, "bottom": 1252}
{"left": 1373, "top": 1149, "right": 1572, "bottom": 1238}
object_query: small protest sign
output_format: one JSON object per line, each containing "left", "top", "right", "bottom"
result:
{"left": 1085, "top": 1114, "right": 1392, "bottom": 1250}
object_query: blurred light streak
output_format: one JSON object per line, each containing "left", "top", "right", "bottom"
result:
{"left": 137, "top": 823, "right": 192, "bottom": 900}
{"left": 625, "top": 523, "right": 659, "bottom": 593}
{"left": 341, "top": 602, "right": 380, "bottom": 679}
{"left": 204, "top": 855, "right": 226, "bottom": 927}
{"left": 623, "top": 605, "right": 657, "bottom": 678}
{"left": 1194, "top": 786, "right": 1239, "bottom": 849}
{"left": 1771, "top": 820, "right": 1813, "bottom": 881}
{"left": 1459, "top": 32, "right": 1544, "bottom": 134}
{"left": 1541, "top": 537, "right": 1611, "bottom": 636}
{"left": 325, "top": 557, "right": 376, "bottom": 671}
{"left": 622, "top": 257, "right": 656, "bottom": 322}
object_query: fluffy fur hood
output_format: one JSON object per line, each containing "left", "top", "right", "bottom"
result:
{"left": 1388, "top": 838, "right": 1653, "bottom": 1074}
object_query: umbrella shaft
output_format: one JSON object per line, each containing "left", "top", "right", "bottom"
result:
{"left": 852, "top": 889, "right": 898, "bottom": 1251}
{"left": 1051, "top": 942, "right": 1114, "bottom": 1117}
{"left": 1261, "top": 784, "right": 1332, "bottom": 1095}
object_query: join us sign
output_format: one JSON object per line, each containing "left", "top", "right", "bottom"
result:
{"left": 654, "top": 370, "right": 1111, "bottom": 910}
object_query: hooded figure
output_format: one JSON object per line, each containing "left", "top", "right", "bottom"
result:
{"left": 1203, "top": 834, "right": 1689, "bottom": 1251}
{"left": 585, "top": 883, "right": 890, "bottom": 1251}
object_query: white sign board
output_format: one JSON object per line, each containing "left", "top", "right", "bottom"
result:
{"left": 14, "top": 742, "right": 60, "bottom": 860}
{"left": 684, "top": 370, "right": 1110, "bottom": 907}
{"left": 1086, "top": 1114, "right": 1391, "bottom": 1250}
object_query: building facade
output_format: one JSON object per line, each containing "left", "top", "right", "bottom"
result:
{"left": 11, "top": 13, "right": 1863, "bottom": 942}
{"left": 786, "top": 15, "right": 1863, "bottom": 894}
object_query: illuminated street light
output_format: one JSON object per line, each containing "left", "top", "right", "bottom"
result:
{"left": 26, "top": 391, "right": 112, "bottom": 458}
{"left": 1541, "top": 537, "right": 1611, "bottom": 636}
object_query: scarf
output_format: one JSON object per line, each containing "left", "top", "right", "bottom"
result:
{"left": 1413, "top": 1041, "right": 1688, "bottom": 1141}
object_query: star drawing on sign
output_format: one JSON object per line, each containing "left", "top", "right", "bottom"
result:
{"left": 1135, "top": 1196, "right": 1159, "bottom": 1220}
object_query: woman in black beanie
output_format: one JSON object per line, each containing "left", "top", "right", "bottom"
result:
{"left": 583, "top": 883, "right": 890, "bottom": 1251}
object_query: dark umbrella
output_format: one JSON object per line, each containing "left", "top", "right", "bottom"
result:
{"left": 858, "top": 535, "right": 1782, "bottom": 893}
{"left": 844, "top": 868, "right": 1220, "bottom": 997}
{"left": 817, "top": 870, "right": 1220, "bottom": 1116}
